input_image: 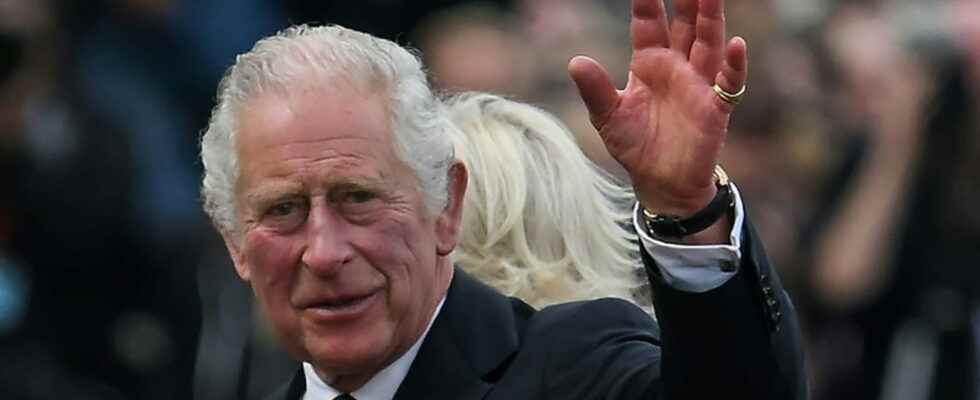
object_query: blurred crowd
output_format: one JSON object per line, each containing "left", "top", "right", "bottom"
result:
{"left": 1, "top": 0, "right": 978, "bottom": 399}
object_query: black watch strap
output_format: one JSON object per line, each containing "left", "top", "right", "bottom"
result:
{"left": 642, "top": 182, "right": 734, "bottom": 238}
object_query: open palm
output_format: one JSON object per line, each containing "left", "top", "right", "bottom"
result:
{"left": 569, "top": 0, "right": 747, "bottom": 216}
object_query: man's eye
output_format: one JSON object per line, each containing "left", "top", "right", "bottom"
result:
{"left": 347, "top": 191, "right": 377, "bottom": 203}
{"left": 260, "top": 200, "right": 308, "bottom": 232}
{"left": 336, "top": 190, "right": 381, "bottom": 221}
{"left": 268, "top": 202, "right": 297, "bottom": 216}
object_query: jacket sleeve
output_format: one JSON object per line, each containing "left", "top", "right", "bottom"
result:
{"left": 642, "top": 217, "right": 808, "bottom": 399}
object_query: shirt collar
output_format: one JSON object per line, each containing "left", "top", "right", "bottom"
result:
{"left": 302, "top": 296, "right": 446, "bottom": 400}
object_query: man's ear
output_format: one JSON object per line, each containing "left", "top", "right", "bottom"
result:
{"left": 221, "top": 232, "right": 251, "bottom": 282}
{"left": 436, "top": 161, "right": 468, "bottom": 256}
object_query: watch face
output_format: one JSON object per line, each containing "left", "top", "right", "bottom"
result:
{"left": 713, "top": 165, "right": 731, "bottom": 186}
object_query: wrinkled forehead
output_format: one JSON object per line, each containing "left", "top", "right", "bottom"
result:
{"left": 233, "top": 83, "right": 402, "bottom": 183}
{"left": 237, "top": 77, "right": 392, "bottom": 143}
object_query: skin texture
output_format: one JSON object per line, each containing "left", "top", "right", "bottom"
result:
{"left": 222, "top": 83, "right": 467, "bottom": 392}
{"left": 568, "top": 0, "right": 748, "bottom": 245}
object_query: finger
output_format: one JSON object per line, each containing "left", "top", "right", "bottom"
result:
{"left": 568, "top": 56, "right": 620, "bottom": 130}
{"left": 713, "top": 37, "right": 748, "bottom": 112}
{"left": 689, "top": 0, "right": 727, "bottom": 82}
{"left": 631, "top": 0, "right": 670, "bottom": 50}
{"left": 669, "top": 0, "right": 699, "bottom": 58}
{"left": 716, "top": 36, "right": 748, "bottom": 91}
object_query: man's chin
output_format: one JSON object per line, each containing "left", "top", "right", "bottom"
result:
{"left": 303, "top": 331, "right": 394, "bottom": 381}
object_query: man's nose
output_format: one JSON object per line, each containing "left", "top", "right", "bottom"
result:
{"left": 301, "top": 203, "right": 354, "bottom": 277}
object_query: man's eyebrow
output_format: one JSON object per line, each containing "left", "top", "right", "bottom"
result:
{"left": 242, "top": 175, "right": 387, "bottom": 204}
{"left": 243, "top": 182, "right": 305, "bottom": 207}
{"left": 331, "top": 176, "right": 385, "bottom": 191}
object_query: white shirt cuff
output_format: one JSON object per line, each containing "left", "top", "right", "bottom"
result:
{"left": 633, "top": 184, "right": 745, "bottom": 293}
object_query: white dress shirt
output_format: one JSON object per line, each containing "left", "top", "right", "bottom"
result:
{"left": 301, "top": 185, "right": 747, "bottom": 398}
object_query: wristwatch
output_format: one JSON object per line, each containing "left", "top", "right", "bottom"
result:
{"left": 641, "top": 166, "right": 735, "bottom": 238}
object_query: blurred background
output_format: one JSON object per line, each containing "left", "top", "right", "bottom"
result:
{"left": 1, "top": 0, "right": 978, "bottom": 399}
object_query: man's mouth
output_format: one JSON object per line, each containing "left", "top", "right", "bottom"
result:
{"left": 302, "top": 291, "right": 380, "bottom": 322}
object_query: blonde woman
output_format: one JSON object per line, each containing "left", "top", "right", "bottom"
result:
{"left": 445, "top": 92, "right": 652, "bottom": 313}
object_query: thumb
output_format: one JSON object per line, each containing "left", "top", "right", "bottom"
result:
{"left": 568, "top": 56, "right": 620, "bottom": 131}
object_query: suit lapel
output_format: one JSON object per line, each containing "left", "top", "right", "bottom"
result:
{"left": 394, "top": 269, "right": 524, "bottom": 400}
{"left": 268, "top": 367, "right": 305, "bottom": 400}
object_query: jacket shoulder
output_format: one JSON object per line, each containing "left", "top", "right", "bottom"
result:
{"left": 529, "top": 297, "right": 660, "bottom": 336}
{"left": 510, "top": 298, "right": 664, "bottom": 399}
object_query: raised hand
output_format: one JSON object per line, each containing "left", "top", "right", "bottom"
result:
{"left": 569, "top": 0, "right": 747, "bottom": 218}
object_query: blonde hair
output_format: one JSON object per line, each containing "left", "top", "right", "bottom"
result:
{"left": 446, "top": 93, "right": 651, "bottom": 313}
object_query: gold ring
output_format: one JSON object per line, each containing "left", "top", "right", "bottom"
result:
{"left": 712, "top": 84, "right": 746, "bottom": 105}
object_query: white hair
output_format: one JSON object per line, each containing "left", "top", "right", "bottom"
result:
{"left": 446, "top": 93, "right": 652, "bottom": 313}
{"left": 200, "top": 25, "right": 456, "bottom": 237}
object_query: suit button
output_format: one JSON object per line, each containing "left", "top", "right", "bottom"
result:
{"left": 769, "top": 310, "right": 783, "bottom": 332}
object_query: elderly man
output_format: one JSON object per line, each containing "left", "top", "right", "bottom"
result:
{"left": 200, "top": 0, "right": 805, "bottom": 398}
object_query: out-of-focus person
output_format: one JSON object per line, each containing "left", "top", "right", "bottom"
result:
{"left": 414, "top": 5, "right": 532, "bottom": 96}
{"left": 415, "top": 1, "right": 635, "bottom": 181}
{"left": 802, "top": 4, "right": 980, "bottom": 399}
{"left": 1, "top": 0, "right": 163, "bottom": 398}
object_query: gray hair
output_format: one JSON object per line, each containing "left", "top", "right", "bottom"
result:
{"left": 201, "top": 25, "right": 456, "bottom": 237}
{"left": 446, "top": 93, "right": 652, "bottom": 313}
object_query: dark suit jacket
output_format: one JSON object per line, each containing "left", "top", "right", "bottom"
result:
{"left": 268, "top": 220, "right": 806, "bottom": 399}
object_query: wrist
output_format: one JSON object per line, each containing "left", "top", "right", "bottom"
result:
{"left": 638, "top": 184, "right": 718, "bottom": 219}
{"left": 639, "top": 166, "right": 734, "bottom": 239}
{"left": 636, "top": 198, "right": 734, "bottom": 246}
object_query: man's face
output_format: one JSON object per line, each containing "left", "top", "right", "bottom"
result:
{"left": 227, "top": 84, "right": 462, "bottom": 386}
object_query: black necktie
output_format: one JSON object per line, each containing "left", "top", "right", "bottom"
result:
{"left": 333, "top": 395, "right": 356, "bottom": 400}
